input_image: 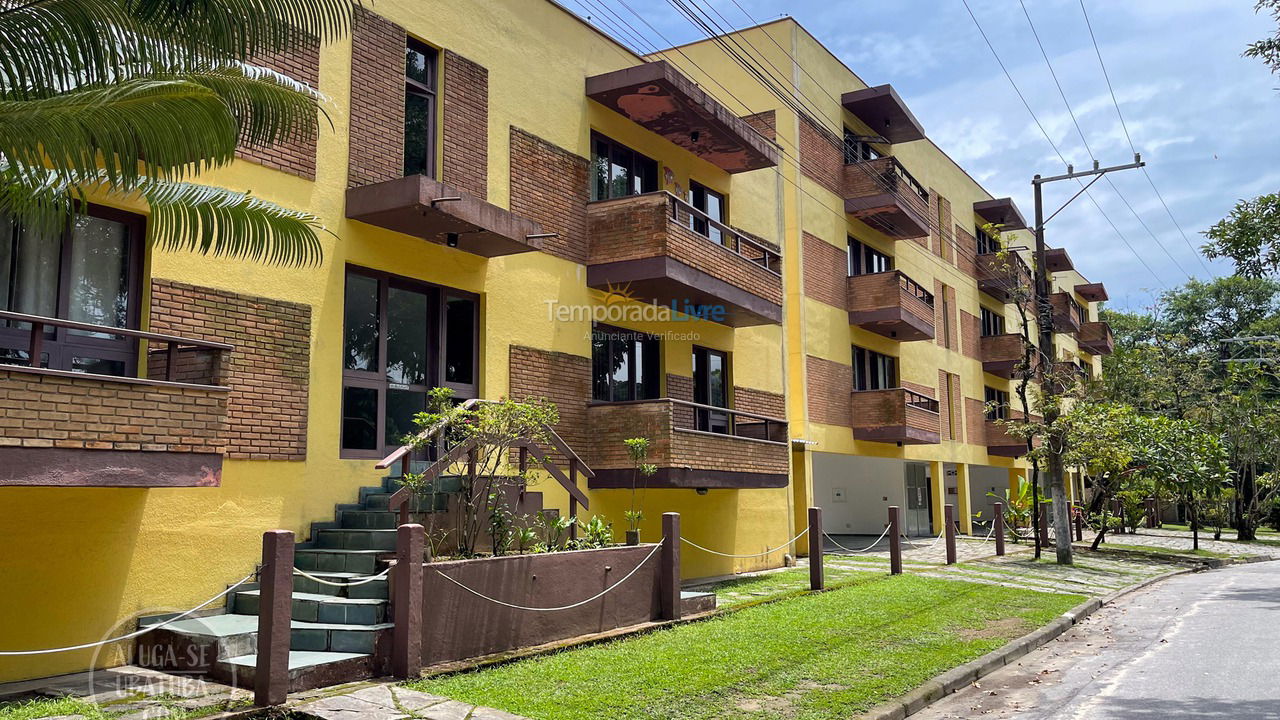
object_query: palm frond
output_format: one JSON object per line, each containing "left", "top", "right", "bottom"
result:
{"left": 182, "top": 63, "right": 327, "bottom": 148}
{"left": 0, "top": 78, "right": 239, "bottom": 185}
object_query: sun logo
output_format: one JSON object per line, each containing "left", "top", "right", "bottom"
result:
{"left": 595, "top": 282, "right": 637, "bottom": 306}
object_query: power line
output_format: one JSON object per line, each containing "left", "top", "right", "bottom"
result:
{"left": 1077, "top": 0, "right": 1214, "bottom": 277}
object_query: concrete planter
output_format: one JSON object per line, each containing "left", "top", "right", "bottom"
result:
{"left": 626, "top": 529, "right": 641, "bottom": 546}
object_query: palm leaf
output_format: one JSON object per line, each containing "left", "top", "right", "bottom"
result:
{"left": 182, "top": 62, "right": 327, "bottom": 148}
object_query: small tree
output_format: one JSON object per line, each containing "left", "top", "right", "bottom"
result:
{"left": 622, "top": 437, "right": 656, "bottom": 541}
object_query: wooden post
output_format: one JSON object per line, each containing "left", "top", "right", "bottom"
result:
{"left": 808, "top": 507, "right": 823, "bottom": 591}
{"left": 1074, "top": 505, "right": 1084, "bottom": 541}
{"left": 255, "top": 530, "right": 294, "bottom": 707}
{"left": 994, "top": 502, "right": 1006, "bottom": 556}
{"left": 392, "top": 524, "right": 424, "bottom": 679}
{"left": 28, "top": 321, "right": 42, "bottom": 368}
{"left": 944, "top": 504, "right": 957, "bottom": 565}
{"left": 568, "top": 458, "right": 579, "bottom": 543}
{"left": 165, "top": 341, "right": 178, "bottom": 381}
{"left": 888, "top": 506, "right": 903, "bottom": 575}
{"left": 660, "top": 512, "right": 681, "bottom": 620}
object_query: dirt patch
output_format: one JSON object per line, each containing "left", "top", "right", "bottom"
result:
{"left": 732, "top": 680, "right": 846, "bottom": 717}
{"left": 958, "top": 616, "right": 1032, "bottom": 640}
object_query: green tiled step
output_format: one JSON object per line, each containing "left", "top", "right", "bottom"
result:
{"left": 337, "top": 509, "right": 402, "bottom": 530}
{"left": 215, "top": 651, "right": 374, "bottom": 693}
{"left": 380, "top": 473, "right": 464, "bottom": 494}
{"left": 294, "top": 548, "right": 388, "bottom": 574}
{"left": 315, "top": 528, "right": 398, "bottom": 551}
{"left": 154, "top": 613, "right": 391, "bottom": 656}
{"left": 358, "top": 490, "right": 449, "bottom": 513}
{"left": 232, "top": 590, "right": 387, "bottom": 625}
{"left": 292, "top": 571, "right": 388, "bottom": 600}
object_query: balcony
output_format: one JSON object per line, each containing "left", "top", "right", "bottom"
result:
{"left": 0, "top": 311, "right": 231, "bottom": 487}
{"left": 584, "top": 399, "right": 789, "bottom": 489}
{"left": 586, "top": 61, "right": 779, "bottom": 173}
{"left": 977, "top": 252, "right": 1033, "bottom": 302}
{"left": 986, "top": 419, "right": 1025, "bottom": 457}
{"left": 346, "top": 174, "right": 546, "bottom": 257}
{"left": 981, "top": 333, "right": 1025, "bottom": 378}
{"left": 1078, "top": 321, "right": 1114, "bottom": 355}
{"left": 842, "top": 156, "right": 930, "bottom": 239}
{"left": 586, "top": 192, "right": 783, "bottom": 326}
{"left": 973, "top": 197, "right": 1027, "bottom": 231}
{"left": 851, "top": 388, "right": 940, "bottom": 445}
{"left": 1050, "top": 292, "right": 1085, "bottom": 334}
{"left": 840, "top": 85, "right": 926, "bottom": 144}
{"left": 1045, "top": 247, "right": 1074, "bottom": 273}
{"left": 1075, "top": 282, "right": 1108, "bottom": 302}
{"left": 847, "top": 271, "right": 935, "bottom": 342}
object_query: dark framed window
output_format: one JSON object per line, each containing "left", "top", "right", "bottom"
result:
{"left": 590, "top": 133, "right": 658, "bottom": 201}
{"left": 688, "top": 180, "right": 726, "bottom": 246}
{"left": 403, "top": 39, "right": 438, "bottom": 177}
{"left": 976, "top": 225, "right": 1001, "bottom": 255}
{"left": 0, "top": 206, "right": 144, "bottom": 376}
{"left": 984, "top": 386, "right": 1010, "bottom": 421}
{"left": 848, "top": 237, "right": 893, "bottom": 276}
{"left": 341, "top": 266, "right": 478, "bottom": 457}
{"left": 980, "top": 307, "right": 1005, "bottom": 337}
{"left": 693, "top": 345, "right": 730, "bottom": 434}
{"left": 853, "top": 345, "right": 896, "bottom": 391}
{"left": 591, "top": 324, "right": 659, "bottom": 402}
{"left": 843, "top": 127, "right": 881, "bottom": 164}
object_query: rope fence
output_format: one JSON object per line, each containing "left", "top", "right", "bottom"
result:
{"left": 823, "top": 524, "right": 892, "bottom": 554}
{"left": 293, "top": 566, "right": 392, "bottom": 587}
{"left": 681, "top": 527, "right": 810, "bottom": 559}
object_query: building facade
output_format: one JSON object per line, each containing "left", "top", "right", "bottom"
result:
{"left": 0, "top": 0, "right": 1108, "bottom": 683}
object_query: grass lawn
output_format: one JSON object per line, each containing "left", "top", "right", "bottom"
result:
{"left": 1101, "top": 543, "right": 1241, "bottom": 559}
{"left": 410, "top": 574, "right": 1083, "bottom": 720}
{"left": 0, "top": 694, "right": 247, "bottom": 720}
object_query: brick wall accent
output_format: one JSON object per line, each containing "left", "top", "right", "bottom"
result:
{"left": 741, "top": 110, "right": 776, "bottom": 141}
{"left": 934, "top": 280, "right": 946, "bottom": 348}
{"left": 666, "top": 373, "right": 694, "bottom": 428}
{"left": 933, "top": 194, "right": 953, "bottom": 263}
{"left": 441, "top": 50, "right": 489, "bottom": 199}
{"left": 586, "top": 194, "right": 783, "bottom": 306}
{"left": 965, "top": 397, "right": 986, "bottom": 445}
{"left": 149, "top": 280, "right": 310, "bottom": 460}
{"left": 510, "top": 127, "right": 589, "bottom": 263}
{"left": 733, "top": 386, "right": 785, "bottom": 419}
{"left": 802, "top": 232, "right": 847, "bottom": 308}
{"left": 798, "top": 116, "right": 842, "bottom": 196}
{"left": 508, "top": 345, "right": 591, "bottom": 454}
{"left": 806, "top": 355, "right": 852, "bottom": 427}
{"left": 0, "top": 368, "right": 226, "bottom": 453}
{"left": 237, "top": 38, "right": 320, "bottom": 179}
{"left": 955, "top": 225, "right": 978, "bottom": 277}
{"left": 937, "top": 370, "right": 952, "bottom": 441}
{"left": 960, "top": 310, "right": 981, "bottom": 359}
{"left": 348, "top": 7, "right": 406, "bottom": 188}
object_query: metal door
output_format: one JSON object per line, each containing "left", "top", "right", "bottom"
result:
{"left": 904, "top": 464, "right": 933, "bottom": 536}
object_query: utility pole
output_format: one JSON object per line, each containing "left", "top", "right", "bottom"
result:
{"left": 1032, "top": 154, "right": 1144, "bottom": 565}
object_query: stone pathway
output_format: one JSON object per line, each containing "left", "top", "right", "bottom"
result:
{"left": 290, "top": 682, "right": 528, "bottom": 720}
{"left": 0, "top": 665, "right": 251, "bottom": 719}
{"left": 1094, "top": 527, "right": 1280, "bottom": 558}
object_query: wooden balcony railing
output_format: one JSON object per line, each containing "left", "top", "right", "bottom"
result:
{"left": 842, "top": 156, "right": 931, "bottom": 239}
{"left": 1050, "top": 292, "right": 1085, "bottom": 334}
{"left": 977, "top": 252, "right": 1033, "bottom": 303}
{"left": 847, "top": 270, "right": 936, "bottom": 342}
{"left": 850, "top": 387, "right": 941, "bottom": 445}
{"left": 1077, "top": 321, "right": 1114, "bottom": 355}
{"left": 980, "top": 333, "right": 1025, "bottom": 378}
{"left": 665, "top": 193, "right": 782, "bottom": 275}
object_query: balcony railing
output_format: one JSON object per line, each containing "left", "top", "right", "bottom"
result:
{"left": 1050, "top": 292, "right": 1085, "bottom": 334}
{"left": 850, "top": 387, "right": 941, "bottom": 445}
{"left": 977, "top": 252, "right": 1033, "bottom": 302}
{"left": 847, "top": 270, "right": 936, "bottom": 342}
{"left": 980, "top": 333, "right": 1025, "bottom": 378}
{"left": 842, "top": 156, "right": 930, "bottom": 239}
{"left": 586, "top": 191, "right": 784, "bottom": 326}
{"left": 1078, "top": 321, "right": 1114, "bottom": 355}
{"left": 585, "top": 397, "right": 789, "bottom": 489}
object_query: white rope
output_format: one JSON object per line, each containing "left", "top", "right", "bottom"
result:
{"left": 823, "top": 525, "right": 892, "bottom": 554}
{"left": 0, "top": 573, "right": 254, "bottom": 656}
{"left": 433, "top": 542, "right": 664, "bottom": 612}
{"left": 293, "top": 566, "right": 392, "bottom": 587}
{"left": 681, "top": 526, "right": 809, "bottom": 558}
{"left": 983, "top": 521, "right": 996, "bottom": 541}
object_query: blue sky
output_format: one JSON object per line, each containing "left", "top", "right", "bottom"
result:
{"left": 565, "top": 0, "right": 1278, "bottom": 310}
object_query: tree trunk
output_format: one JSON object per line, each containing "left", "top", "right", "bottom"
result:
{"left": 1239, "top": 463, "right": 1257, "bottom": 541}
{"left": 1047, "top": 428, "right": 1073, "bottom": 564}
{"left": 1091, "top": 498, "right": 1109, "bottom": 551}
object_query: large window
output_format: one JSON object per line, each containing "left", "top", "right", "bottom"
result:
{"left": 590, "top": 134, "right": 658, "bottom": 201}
{"left": 976, "top": 225, "right": 1001, "bottom": 255}
{"left": 980, "top": 307, "right": 1005, "bottom": 337}
{"left": 843, "top": 127, "right": 881, "bottom": 164}
{"left": 0, "top": 207, "right": 143, "bottom": 376}
{"left": 341, "top": 267, "right": 478, "bottom": 457}
{"left": 853, "top": 345, "right": 896, "bottom": 391}
{"left": 403, "top": 39, "right": 438, "bottom": 177}
{"left": 984, "top": 386, "right": 1010, "bottom": 421}
{"left": 693, "top": 345, "right": 729, "bottom": 434}
{"left": 848, "top": 238, "right": 893, "bottom": 276}
{"left": 688, "top": 181, "right": 726, "bottom": 246}
{"left": 591, "top": 324, "right": 659, "bottom": 402}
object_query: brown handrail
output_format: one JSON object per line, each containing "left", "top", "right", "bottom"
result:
{"left": 895, "top": 271, "right": 934, "bottom": 307}
{"left": 663, "top": 193, "right": 784, "bottom": 276}
{"left": 589, "top": 396, "right": 789, "bottom": 444}
{"left": 902, "top": 389, "right": 940, "bottom": 413}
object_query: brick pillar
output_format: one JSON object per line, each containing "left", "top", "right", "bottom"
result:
{"left": 660, "top": 513, "right": 681, "bottom": 621}
{"left": 392, "top": 524, "right": 424, "bottom": 679}
{"left": 944, "top": 505, "right": 957, "bottom": 565}
{"left": 994, "top": 502, "right": 1006, "bottom": 556}
{"left": 255, "top": 530, "right": 294, "bottom": 707}
{"left": 808, "top": 507, "right": 823, "bottom": 591}
{"left": 888, "top": 506, "right": 903, "bottom": 575}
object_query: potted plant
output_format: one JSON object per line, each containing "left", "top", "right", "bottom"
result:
{"left": 622, "top": 437, "right": 656, "bottom": 545}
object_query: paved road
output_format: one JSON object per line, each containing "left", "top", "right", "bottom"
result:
{"left": 913, "top": 560, "right": 1280, "bottom": 720}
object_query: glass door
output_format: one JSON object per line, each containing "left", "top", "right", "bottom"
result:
{"left": 693, "top": 346, "right": 730, "bottom": 434}
{"left": 904, "top": 463, "right": 933, "bottom": 536}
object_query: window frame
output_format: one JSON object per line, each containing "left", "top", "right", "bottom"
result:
{"left": 980, "top": 306, "right": 1005, "bottom": 337}
{"left": 984, "top": 386, "right": 1010, "bottom": 421}
{"left": 589, "top": 132, "right": 659, "bottom": 202}
{"left": 692, "top": 344, "right": 731, "bottom": 434}
{"left": 842, "top": 127, "right": 881, "bottom": 164}
{"left": 403, "top": 38, "right": 438, "bottom": 178}
{"left": 852, "top": 345, "right": 897, "bottom": 392}
{"left": 591, "top": 323, "right": 661, "bottom": 403}
{"left": 688, "top": 180, "right": 727, "bottom": 245}
{"left": 847, "top": 237, "right": 893, "bottom": 276}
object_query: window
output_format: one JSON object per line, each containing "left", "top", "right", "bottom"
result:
{"left": 0, "top": 207, "right": 143, "bottom": 376}
{"left": 843, "top": 127, "right": 881, "bottom": 164}
{"left": 591, "top": 324, "right": 660, "bottom": 402}
{"left": 403, "top": 39, "right": 438, "bottom": 177}
{"left": 980, "top": 307, "right": 1005, "bottom": 337}
{"left": 692, "top": 346, "right": 730, "bottom": 433}
{"left": 984, "top": 386, "right": 1010, "bottom": 421}
{"left": 853, "top": 345, "right": 897, "bottom": 391}
{"left": 976, "top": 225, "right": 1001, "bottom": 255}
{"left": 341, "top": 267, "right": 478, "bottom": 457}
{"left": 848, "top": 238, "right": 893, "bottom": 276}
{"left": 688, "top": 181, "right": 726, "bottom": 246}
{"left": 590, "top": 134, "right": 658, "bottom": 201}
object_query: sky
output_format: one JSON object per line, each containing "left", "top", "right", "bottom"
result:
{"left": 564, "top": 0, "right": 1279, "bottom": 310}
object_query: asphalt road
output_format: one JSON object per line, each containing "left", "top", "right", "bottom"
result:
{"left": 913, "top": 560, "right": 1280, "bottom": 720}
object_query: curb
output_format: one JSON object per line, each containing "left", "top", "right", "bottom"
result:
{"left": 854, "top": 566, "right": 1195, "bottom": 720}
